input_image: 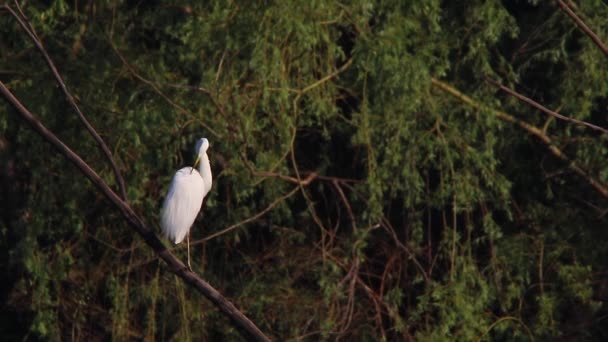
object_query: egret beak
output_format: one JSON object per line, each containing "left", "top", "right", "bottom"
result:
{"left": 193, "top": 155, "right": 201, "bottom": 168}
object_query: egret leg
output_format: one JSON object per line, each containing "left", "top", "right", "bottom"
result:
{"left": 187, "top": 231, "right": 192, "bottom": 271}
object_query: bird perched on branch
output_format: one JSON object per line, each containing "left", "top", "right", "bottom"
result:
{"left": 161, "top": 138, "right": 212, "bottom": 270}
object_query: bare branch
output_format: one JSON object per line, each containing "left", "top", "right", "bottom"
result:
{"left": 2, "top": 3, "right": 128, "bottom": 200}
{"left": 0, "top": 81, "right": 270, "bottom": 342}
{"left": 431, "top": 78, "right": 608, "bottom": 199}
{"left": 332, "top": 180, "right": 357, "bottom": 232}
{"left": 556, "top": 0, "right": 608, "bottom": 57}
{"left": 484, "top": 77, "right": 608, "bottom": 135}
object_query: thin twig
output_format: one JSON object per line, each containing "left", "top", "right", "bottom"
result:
{"left": 110, "top": 43, "right": 219, "bottom": 138}
{"left": 286, "top": 58, "right": 355, "bottom": 241}
{"left": 556, "top": 0, "right": 608, "bottom": 57}
{"left": 0, "top": 81, "right": 270, "bottom": 342}
{"left": 475, "top": 316, "right": 535, "bottom": 342}
{"left": 332, "top": 180, "right": 357, "bottom": 231}
{"left": 2, "top": 3, "right": 128, "bottom": 200}
{"left": 485, "top": 77, "right": 608, "bottom": 135}
{"left": 337, "top": 181, "right": 430, "bottom": 282}
{"left": 300, "top": 58, "right": 353, "bottom": 95}
{"left": 326, "top": 252, "right": 396, "bottom": 333}
{"left": 190, "top": 172, "right": 317, "bottom": 246}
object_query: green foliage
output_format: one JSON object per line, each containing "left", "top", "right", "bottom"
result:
{"left": 1, "top": 0, "right": 607, "bottom": 340}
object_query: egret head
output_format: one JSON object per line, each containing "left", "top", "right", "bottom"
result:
{"left": 195, "top": 138, "right": 210, "bottom": 154}
{"left": 193, "top": 138, "right": 209, "bottom": 168}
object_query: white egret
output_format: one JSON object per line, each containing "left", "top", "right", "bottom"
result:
{"left": 161, "top": 138, "right": 212, "bottom": 269}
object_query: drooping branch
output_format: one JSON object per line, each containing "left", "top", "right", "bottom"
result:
{"left": 430, "top": 78, "right": 608, "bottom": 199}
{"left": 0, "top": 81, "right": 271, "bottom": 342}
{"left": 556, "top": 0, "right": 608, "bottom": 57}
{"left": 1, "top": 2, "right": 128, "bottom": 200}
{"left": 484, "top": 77, "right": 608, "bottom": 135}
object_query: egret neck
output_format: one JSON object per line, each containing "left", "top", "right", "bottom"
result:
{"left": 199, "top": 151, "right": 212, "bottom": 196}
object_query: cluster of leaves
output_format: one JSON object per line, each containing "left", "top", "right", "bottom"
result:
{"left": 1, "top": 0, "right": 607, "bottom": 340}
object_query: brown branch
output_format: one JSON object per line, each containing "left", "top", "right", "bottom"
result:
{"left": 251, "top": 170, "right": 357, "bottom": 185}
{"left": 556, "top": 0, "right": 608, "bottom": 57}
{"left": 332, "top": 180, "right": 357, "bottom": 231}
{"left": 0, "top": 81, "right": 270, "bottom": 342}
{"left": 2, "top": 3, "right": 128, "bottom": 200}
{"left": 485, "top": 77, "right": 608, "bottom": 135}
{"left": 326, "top": 252, "right": 395, "bottom": 336}
{"left": 431, "top": 78, "right": 608, "bottom": 199}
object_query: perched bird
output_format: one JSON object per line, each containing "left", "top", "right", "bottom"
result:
{"left": 161, "top": 138, "right": 212, "bottom": 269}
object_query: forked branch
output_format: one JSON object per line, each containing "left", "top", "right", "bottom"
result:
{"left": 431, "top": 78, "right": 608, "bottom": 199}
{"left": 556, "top": 0, "right": 608, "bottom": 57}
{"left": 484, "top": 77, "right": 608, "bottom": 135}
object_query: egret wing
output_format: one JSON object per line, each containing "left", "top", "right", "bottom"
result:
{"left": 160, "top": 168, "right": 205, "bottom": 244}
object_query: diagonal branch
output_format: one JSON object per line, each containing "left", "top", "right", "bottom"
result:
{"left": 556, "top": 0, "right": 608, "bottom": 57}
{"left": 431, "top": 78, "right": 608, "bottom": 199}
{"left": 484, "top": 77, "right": 608, "bottom": 135}
{"left": 2, "top": 3, "right": 128, "bottom": 200}
{"left": 0, "top": 81, "right": 270, "bottom": 342}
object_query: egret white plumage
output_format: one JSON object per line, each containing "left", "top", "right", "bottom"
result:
{"left": 161, "top": 138, "right": 212, "bottom": 269}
